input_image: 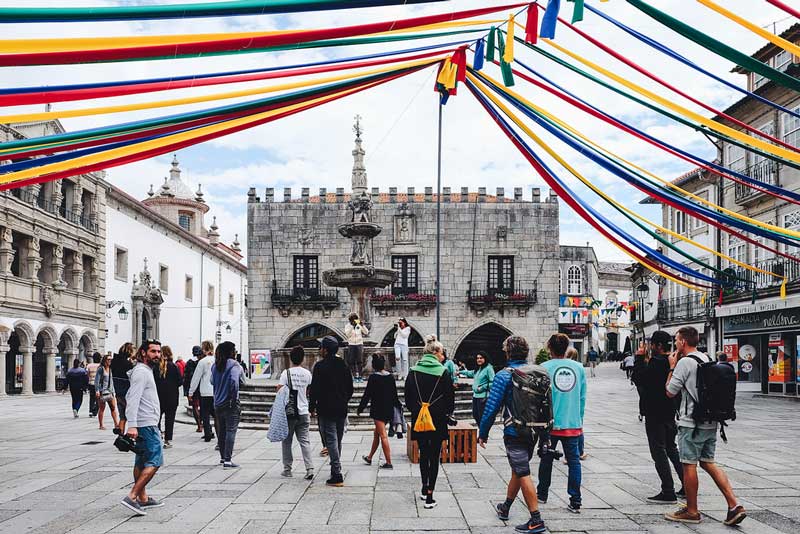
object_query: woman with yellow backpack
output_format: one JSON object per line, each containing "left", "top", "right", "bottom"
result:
{"left": 404, "top": 335, "right": 455, "bottom": 509}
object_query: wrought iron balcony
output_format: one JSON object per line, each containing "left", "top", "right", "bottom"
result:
{"left": 657, "top": 294, "right": 710, "bottom": 324}
{"left": 734, "top": 159, "right": 778, "bottom": 204}
{"left": 270, "top": 283, "right": 340, "bottom": 310}
{"left": 468, "top": 280, "right": 537, "bottom": 310}
{"left": 723, "top": 258, "right": 800, "bottom": 294}
{"left": 371, "top": 288, "right": 437, "bottom": 308}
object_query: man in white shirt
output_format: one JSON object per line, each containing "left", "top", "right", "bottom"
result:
{"left": 664, "top": 326, "right": 745, "bottom": 527}
{"left": 394, "top": 317, "right": 411, "bottom": 380}
{"left": 278, "top": 346, "right": 314, "bottom": 480}
{"left": 189, "top": 340, "right": 216, "bottom": 442}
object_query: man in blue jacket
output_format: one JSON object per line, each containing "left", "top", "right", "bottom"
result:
{"left": 537, "top": 333, "right": 587, "bottom": 513}
{"left": 478, "top": 335, "right": 547, "bottom": 534}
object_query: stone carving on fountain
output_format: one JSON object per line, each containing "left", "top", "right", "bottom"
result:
{"left": 322, "top": 116, "right": 398, "bottom": 330}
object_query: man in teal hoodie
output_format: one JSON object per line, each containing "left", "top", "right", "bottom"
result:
{"left": 537, "top": 333, "right": 587, "bottom": 513}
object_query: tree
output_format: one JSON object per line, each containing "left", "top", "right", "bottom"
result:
{"left": 535, "top": 347, "right": 550, "bottom": 365}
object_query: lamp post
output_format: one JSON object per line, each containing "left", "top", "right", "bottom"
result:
{"left": 106, "top": 300, "right": 128, "bottom": 320}
{"left": 635, "top": 281, "right": 649, "bottom": 347}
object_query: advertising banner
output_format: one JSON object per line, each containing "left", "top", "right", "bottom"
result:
{"left": 722, "top": 338, "right": 739, "bottom": 377}
{"left": 768, "top": 334, "right": 789, "bottom": 383}
{"left": 250, "top": 349, "right": 271, "bottom": 378}
{"left": 14, "top": 354, "right": 23, "bottom": 388}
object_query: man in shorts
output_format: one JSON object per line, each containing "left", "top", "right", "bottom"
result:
{"left": 122, "top": 340, "right": 165, "bottom": 517}
{"left": 665, "top": 326, "right": 745, "bottom": 526}
{"left": 478, "top": 335, "right": 546, "bottom": 534}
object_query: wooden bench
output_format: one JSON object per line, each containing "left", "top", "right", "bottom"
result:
{"left": 406, "top": 420, "right": 478, "bottom": 464}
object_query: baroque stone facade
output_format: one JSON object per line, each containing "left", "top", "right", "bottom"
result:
{"left": 247, "top": 127, "right": 560, "bottom": 368}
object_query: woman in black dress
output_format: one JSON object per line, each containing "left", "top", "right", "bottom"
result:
{"left": 358, "top": 354, "right": 401, "bottom": 469}
{"left": 404, "top": 335, "right": 455, "bottom": 509}
{"left": 153, "top": 345, "right": 182, "bottom": 449}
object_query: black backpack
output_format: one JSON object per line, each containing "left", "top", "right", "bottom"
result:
{"left": 686, "top": 354, "right": 737, "bottom": 442}
{"left": 504, "top": 364, "right": 553, "bottom": 440}
{"left": 284, "top": 369, "right": 299, "bottom": 420}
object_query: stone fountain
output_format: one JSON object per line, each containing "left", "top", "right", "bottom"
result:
{"left": 322, "top": 116, "right": 398, "bottom": 330}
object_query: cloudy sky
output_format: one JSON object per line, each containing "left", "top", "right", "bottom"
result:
{"left": 1, "top": 0, "right": 793, "bottom": 262}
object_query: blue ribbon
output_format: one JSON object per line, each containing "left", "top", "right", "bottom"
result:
{"left": 539, "top": 0, "right": 560, "bottom": 39}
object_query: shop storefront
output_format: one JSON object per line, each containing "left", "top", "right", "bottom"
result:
{"left": 719, "top": 303, "right": 800, "bottom": 395}
{"left": 559, "top": 323, "right": 590, "bottom": 357}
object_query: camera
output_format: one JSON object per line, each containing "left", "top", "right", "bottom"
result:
{"left": 114, "top": 434, "right": 143, "bottom": 454}
{"left": 537, "top": 442, "right": 563, "bottom": 461}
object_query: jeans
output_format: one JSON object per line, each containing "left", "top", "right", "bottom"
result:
{"left": 394, "top": 344, "right": 409, "bottom": 379}
{"left": 578, "top": 433, "right": 585, "bottom": 456}
{"left": 645, "top": 417, "right": 683, "bottom": 494}
{"left": 537, "top": 435, "right": 582, "bottom": 506}
{"left": 471, "top": 397, "right": 487, "bottom": 427}
{"left": 215, "top": 400, "right": 241, "bottom": 462}
{"left": 282, "top": 414, "right": 314, "bottom": 471}
{"left": 88, "top": 386, "right": 97, "bottom": 415}
{"left": 200, "top": 396, "right": 215, "bottom": 439}
{"left": 319, "top": 416, "right": 346, "bottom": 476}
{"left": 69, "top": 387, "right": 83, "bottom": 412}
{"left": 417, "top": 435, "right": 443, "bottom": 492}
{"left": 347, "top": 345, "right": 364, "bottom": 379}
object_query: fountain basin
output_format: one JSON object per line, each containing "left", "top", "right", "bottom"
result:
{"left": 323, "top": 266, "right": 398, "bottom": 289}
{"left": 338, "top": 222, "right": 382, "bottom": 239}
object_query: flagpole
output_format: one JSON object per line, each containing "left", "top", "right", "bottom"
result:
{"left": 435, "top": 99, "right": 443, "bottom": 340}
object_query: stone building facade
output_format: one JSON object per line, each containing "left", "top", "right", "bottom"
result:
{"left": 247, "top": 127, "right": 560, "bottom": 369}
{"left": 0, "top": 120, "right": 106, "bottom": 395}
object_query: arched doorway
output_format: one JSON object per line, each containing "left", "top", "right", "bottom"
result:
{"left": 79, "top": 334, "right": 94, "bottom": 361}
{"left": 141, "top": 308, "right": 150, "bottom": 344}
{"left": 454, "top": 322, "right": 513, "bottom": 370}
{"left": 380, "top": 325, "right": 424, "bottom": 347}
{"left": 284, "top": 323, "right": 343, "bottom": 348}
{"left": 6, "top": 331, "right": 20, "bottom": 394}
{"left": 605, "top": 332, "right": 619, "bottom": 354}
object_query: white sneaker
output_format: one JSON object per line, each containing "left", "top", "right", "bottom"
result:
{"left": 73, "top": 410, "right": 78, "bottom": 418}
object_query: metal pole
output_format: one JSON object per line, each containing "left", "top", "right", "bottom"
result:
{"left": 435, "top": 100, "right": 443, "bottom": 339}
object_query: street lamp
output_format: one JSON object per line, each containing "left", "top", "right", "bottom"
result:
{"left": 636, "top": 282, "right": 650, "bottom": 301}
{"left": 106, "top": 300, "right": 128, "bottom": 320}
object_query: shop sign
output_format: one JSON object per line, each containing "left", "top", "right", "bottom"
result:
{"left": 722, "top": 307, "right": 800, "bottom": 334}
{"left": 768, "top": 334, "right": 790, "bottom": 384}
{"left": 722, "top": 338, "right": 739, "bottom": 376}
{"left": 559, "top": 323, "right": 589, "bottom": 338}
{"left": 250, "top": 349, "right": 271, "bottom": 378}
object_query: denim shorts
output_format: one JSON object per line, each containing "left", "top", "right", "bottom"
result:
{"left": 134, "top": 426, "right": 164, "bottom": 469}
{"left": 677, "top": 426, "right": 717, "bottom": 464}
{"left": 504, "top": 435, "right": 535, "bottom": 477}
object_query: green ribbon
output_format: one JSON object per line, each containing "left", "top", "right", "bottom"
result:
{"left": 497, "top": 30, "right": 515, "bottom": 87}
{"left": 569, "top": 0, "right": 585, "bottom": 23}
{"left": 486, "top": 27, "right": 497, "bottom": 62}
{"left": 627, "top": 0, "right": 800, "bottom": 94}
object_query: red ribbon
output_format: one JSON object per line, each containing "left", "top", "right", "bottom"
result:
{"left": 525, "top": 3, "right": 538, "bottom": 43}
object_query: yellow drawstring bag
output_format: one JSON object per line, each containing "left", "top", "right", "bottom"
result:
{"left": 413, "top": 373, "right": 442, "bottom": 433}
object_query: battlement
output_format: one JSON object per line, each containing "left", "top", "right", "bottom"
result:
{"left": 247, "top": 186, "right": 558, "bottom": 204}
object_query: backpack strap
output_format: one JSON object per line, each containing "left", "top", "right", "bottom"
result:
{"left": 414, "top": 372, "right": 444, "bottom": 407}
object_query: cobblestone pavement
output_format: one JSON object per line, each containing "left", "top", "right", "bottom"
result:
{"left": 1, "top": 363, "right": 798, "bottom": 534}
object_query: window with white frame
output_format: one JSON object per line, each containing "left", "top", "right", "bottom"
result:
{"left": 114, "top": 246, "right": 128, "bottom": 281}
{"left": 784, "top": 210, "right": 800, "bottom": 255}
{"left": 567, "top": 265, "right": 582, "bottom": 295}
{"left": 159, "top": 264, "right": 168, "bottom": 293}
{"left": 674, "top": 209, "right": 687, "bottom": 234}
{"left": 692, "top": 191, "right": 708, "bottom": 230}
{"left": 726, "top": 143, "right": 746, "bottom": 172}
{"left": 207, "top": 284, "right": 215, "bottom": 309}
{"left": 775, "top": 49, "right": 792, "bottom": 72}
{"left": 753, "top": 231, "right": 776, "bottom": 265}
{"left": 185, "top": 275, "right": 193, "bottom": 301}
{"left": 727, "top": 235, "right": 746, "bottom": 265}
{"left": 752, "top": 72, "right": 768, "bottom": 90}
{"left": 783, "top": 105, "right": 800, "bottom": 149}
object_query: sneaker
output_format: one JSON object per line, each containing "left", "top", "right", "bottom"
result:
{"left": 121, "top": 496, "right": 147, "bottom": 516}
{"left": 396, "top": 433, "right": 403, "bottom": 440}
{"left": 73, "top": 410, "right": 78, "bottom": 418}
{"left": 723, "top": 505, "right": 746, "bottom": 526}
{"left": 424, "top": 495, "right": 437, "bottom": 509}
{"left": 326, "top": 475, "right": 344, "bottom": 487}
{"left": 665, "top": 507, "right": 701, "bottom": 524}
{"left": 379, "top": 463, "right": 393, "bottom": 469}
{"left": 514, "top": 519, "right": 546, "bottom": 533}
{"left": 647, "top": 492, "right": 677, "bottom": 504}
{"left": 223, "top": 462, "right": 240, "bottom": 469}
{"left": 362, "top": 455, "right": 372, "bottom": 466}
{"left": 420, "top": 488, "right": 428, "bottom": 501}
{"left": 163, "top": 441, "right": 172, "bottom": 449}
{"left": 567, "top": 503, "right": 581, "bottom": 514}
{"left": 536, "top": 494, "right": 547, "bottom": 505}
{"left": 281, "top": 469, "right": 293, "bottom": 478}
{"left": 112, "top": 428, "right": 121, "bottom": 435}
{"left": 138, "top": 497, "right": 164, "bottom": 509}
{"left": 676, "top": 487, "right": 686, "bottom": 499}
{"left": 304, "top": 469, "right": 314, "bottom": 480}
{"left": 495, "top": 502, "right": 510, "bottom": 521}
{"left": 214, "top": 444, "right": 220, "bottom": 451}
{"left": 219, "top": 459, "right": 225, "bottom": 465}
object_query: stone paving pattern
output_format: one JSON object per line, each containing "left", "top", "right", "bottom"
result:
{"left": 1, "top": 363, "right": 799, "bottom": 534}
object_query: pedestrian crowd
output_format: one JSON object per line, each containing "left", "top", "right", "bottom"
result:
{"left": 61, "top": 316, "right": 745, "bottom": 531}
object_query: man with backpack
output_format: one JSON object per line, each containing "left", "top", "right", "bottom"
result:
{"left": 537, "top": 333, "right": 586, "bottom": 514}
{"left": 665, "top": 326, "right": 745, "bottom": 526}
{"left": 642, "top": 331, "right": 684, "bottom": 504}
{"left": 478, "top": 335, "right": 548, "bottom": 534}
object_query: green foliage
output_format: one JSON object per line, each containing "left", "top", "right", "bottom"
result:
{"left": 535, "top": 348, "right": 550, "bottom": 365}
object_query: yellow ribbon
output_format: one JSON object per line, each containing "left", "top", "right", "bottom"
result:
{"left": 503, "top": 14, "right": 515, "bottom": 63}
{"left": 436, "top": 57, "right": 458, "bottom": 90}
{"left": 541, "top": 38, "right": 800, "bottom": 165}
{"left": 0, "top": 64, "right": 438, "bottom": 186}
{"left": 467, "top": 71, "right": 704, "bottom": 291}
{"left": 0, "top": 56, "right": 443, "bottom": 124}
{"left": 780, "top": 278, "right": 787, "bottom": 299}
{"left": 697, "top": 0, "right": 800, "bottom": 58}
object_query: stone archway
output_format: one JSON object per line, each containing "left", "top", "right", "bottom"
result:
{"left": 283, "top": 323, "right": 344, "bottom": 348}
{"left": 9, "top": 321, "right": 35, "bottom": 394}
{"left": 379, "top": 324, "right": 425, "bottom": 348}
{"left": 453, "top": 321, "right": 514, "bottom": 370}
{"left": 34, "top": 325, "right": 58, "bottom": 393}
{"left": 58, "top": 328, "right": 79, "bottom": 391}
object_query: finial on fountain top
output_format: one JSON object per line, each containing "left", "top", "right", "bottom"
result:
{"left": 351, "top": 115, "right": 367, "bottom": 197}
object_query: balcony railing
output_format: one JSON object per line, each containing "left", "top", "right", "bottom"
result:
{"left": 734, "top": 159, "right": 778, "bottom": 204}
{"left": 271, "top": 283, "right": 340, "bottom": 309}
{"left": 62, "top": 208, "right": 98, "bottom": 233}
{"left": 371, "top": 288, "right": 437, "bottom": 308}
{"left": 657, "top": 294, "right": 710, "bottom": 324}
{"left": 468, "top": 280, "right": 537, "bottom": 309}
{"left": 723, "top": 258, "right": 800, "bottom": 293}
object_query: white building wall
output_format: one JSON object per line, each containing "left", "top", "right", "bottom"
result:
{"left": 105, "top": 204, "right": 247, "bottom": 359}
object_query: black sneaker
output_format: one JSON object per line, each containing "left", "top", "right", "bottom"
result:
{"left": 676, "top": 487, "right": 686, "bottom": 499}
{"left": 567, "top": 503, "right": 581, "bottom": 514}
{"left": 647, "top": 492, "right": 678, "bottom": 504}
{"left": 495, "top": 502, "right": 510, "bottom": 521}
{"left": 326, "top": 474, "right": 344, "bottom": 487}
{"left": 424, "top": 494, "right": 437, "bottom": 509}
{"left": 514, "top": 518, "right": 546, "bottom": 533}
